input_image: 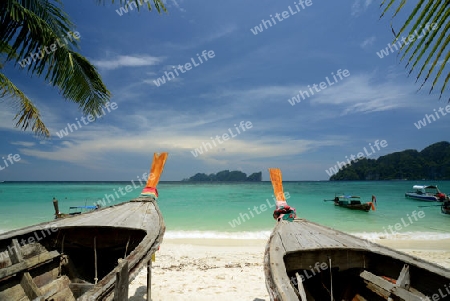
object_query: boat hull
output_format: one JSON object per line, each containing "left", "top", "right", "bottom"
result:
{"left": 334, "top": 202, "right": 371, "bottom": 212}
{"left": 0, "top": 198, "right": 165, "bottom": 301}
{"left": 264, "top": 219, "right": 450, "bottom": 301}
{"left": 405, "top": 192, "right": 439, "bottom": 201}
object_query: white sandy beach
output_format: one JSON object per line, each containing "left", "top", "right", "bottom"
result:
{"left": 128, "top": 238, "right": 450, "bottom": 301}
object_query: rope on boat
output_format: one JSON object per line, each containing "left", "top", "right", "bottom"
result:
{"left": 329, "top": 256, "right": 333, "bottom": 301}
{"left": 61, "top": 234, "right": 65, "bottom": 254}
{"left": 58, "top": 234, "right": 65, "bottom": 277}
{"left": 124, "top": 236, "right": 130, "bottom": 259}
{"left": 94, "top": 236, "right": 98, "bottom": 284}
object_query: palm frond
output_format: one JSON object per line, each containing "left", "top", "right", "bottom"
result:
{"left": 381, "top": 0, "right": 450, "bottom": 100}
{"left": 95, "top": 0, "right": 167, "bottom": 13}
{"left": 0, "top": 72, "right": 49, "bottom": 137}
{"left": 0, "top": 0, "right": 168, "bottom": 137}
{"left": 0, "top": 0, "right": 110, "bottom": 136}
{"left": 0, "top": 0, "right": 75, "bottom": 63}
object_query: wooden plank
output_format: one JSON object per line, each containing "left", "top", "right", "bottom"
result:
{"left": 360, "top": 270, "right": 394, "bottom": 290}
{"left": 114, "top": 260, "right": 128, "bottom": 301}
{"left": 268, "top": 226, "right": 298, "bottom": 301}
{"left": 38, "top": 275, "right": 71, "bottom": 300}
{"left": 300, "top": 223, "right": 367, "bottom": 249}
{"left": 0, "top": 282, "right": 27, "bottom": 301}
{"left": 305, "top": 232, "right": 343, "bottom": 249}
{"left": 286, "top": 222, "right": 322, "bottom": 250}
{"left": 20, "top": 272, "right": 41, "bottom": 299}
{"left": 287, "top": 221, "right": 354, "bottom": 250}
{"left": 278, "top": 222, "right": 303, "bottom": 253}
{"left": 396, "top": 264, "right": 410, "bottom": 289}
{"left": 9, "top": 239, "right": 23, "bottom": 264}
{"left": 360, "top": 270, "right": 424, "bottom": 301}
{"left": 45, "top": 286, "right": 76, "bottom": 301}
{"left": 295, "top": 272, "right": 307, "bottom": 301}
{"left": 301, "top": 221, "right": 374, "bottom": 249}
{"left": 68, "top": 283, "right": 95, "bottom": 299}
{"left": 365, "top": 280, "right": 394, "bottom": 299}
{"left": 391, "top": 286, "right": 427, "bottom": 301}
{"left": 52, "top": 202, "right": 149, "bottom": 230}
{"left": 0, "top": 251, "right": 60, "bottom": 280}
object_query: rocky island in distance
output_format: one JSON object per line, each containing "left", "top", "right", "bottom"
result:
{"left": 183, "top": 170, "right": 262, "bottom": 182}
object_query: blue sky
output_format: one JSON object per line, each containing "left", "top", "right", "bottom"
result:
{"left": 0, "top": 0, "right": 449, "bottom": 181}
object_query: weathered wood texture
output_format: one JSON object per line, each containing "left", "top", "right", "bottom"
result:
{"left": 114, "top": 260, "right": 128, "bottom": 301}
{"left": 265, "top": 219, "right": 450, "bottom": 301}
{"left": 0, "top": 198, "right": 165, "bottom": 301}
{"left": 0, "top": 250, "right": 60, "bottom": 280}
{"left": 360, "top": 270, "right": 425, "bottom": 301}
{"left": 0, "top": 198, "right": 161, "bottom": 240}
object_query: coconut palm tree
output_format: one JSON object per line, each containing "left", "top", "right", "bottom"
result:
{"left": 381, "top": 1, "right": 449, "bottom": 100}
{"left": 0, "top": 0, "right": 166, "bottom": 137}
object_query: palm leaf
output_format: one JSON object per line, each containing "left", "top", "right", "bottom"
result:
{"left": 400, "top": 1, "right": 443, "bottom": 66}
{"left": 0, "top": 72, "right": 49, "bottom": 137}
{"left": 381, "top": 0, "right": 450, "bottom": 100}
{"left": 0, "top": 0, "right": 110, "bottom": 136}
{"left": 96, "top": 0, "right": 167, "bottom": 13}
{"left": 0, "top": 0, "right": 167, "bottom": 137}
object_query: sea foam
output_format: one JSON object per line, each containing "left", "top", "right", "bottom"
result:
{"left": 165, "top": 230, "right": 272, "bottom": 240}
{"left": 353, "top": 231, "right": 450, "bottom": 241}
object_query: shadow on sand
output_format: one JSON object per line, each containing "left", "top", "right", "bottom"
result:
{"left": 128, "top": 285, "right": 147, "bottom": 301}
{"left": 128, "top": 285, "right": 267, "bottom": 301}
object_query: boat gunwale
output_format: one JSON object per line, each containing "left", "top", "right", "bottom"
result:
{"left": 264, "top": 218, "right": 450, "bottom": 300}
{"left": 0, "top": 197, "right": 165, "bottom": 301}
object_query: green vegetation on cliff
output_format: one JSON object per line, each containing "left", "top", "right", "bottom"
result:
{"left": 330, "top": 141, "right": 450, "bottom": 181}
{"left": 183, "top": 170, "right": 262, "bottom": 182}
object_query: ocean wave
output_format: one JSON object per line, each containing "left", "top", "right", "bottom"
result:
{"left": 164, "top": 230, "right": 272, "bottom": 240}
{"left": 164, "top": 230, "right": 450, "bottom": 241}
{"left": 352, "top": 231, "right": 450, "bottom": 241}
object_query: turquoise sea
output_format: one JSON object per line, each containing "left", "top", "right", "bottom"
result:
{"left": 0, "top": 181, "right": 449, "bottom": 240}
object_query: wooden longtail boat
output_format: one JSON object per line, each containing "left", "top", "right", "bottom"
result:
{"left": 0, "top": 152, "right": 168, "bottom": 301}
{"left": 265, "top": 168, "right": 450, "bottom": 301}
{"left": 324, "top": 194, "right": 376, "bottom": 212}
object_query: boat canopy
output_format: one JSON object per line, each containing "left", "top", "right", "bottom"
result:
{"left": 412, "top": 185, "right": 438, "bottom": 190}
{"left": 336, "top": 195, "right": 360, "bottom": 199}
{"left": 69, "top": 206, "right": 97, "bottom": 209}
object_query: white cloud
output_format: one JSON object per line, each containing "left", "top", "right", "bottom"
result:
{"left": 92, "top": 55, "right": 163, "bottom": 70}
{"left": 15, "top": 103, "right": 342, "bottom": 168}
{"left": 163, "top": 25, "right": 237, "bottom": 51}
{"left": 203, "top": 25, "right": 237, "bottom": 43}
{"left": 309, "top": 72, "right": 417, "bottom": 114}
{"left": 0, "top": 109, "right": 17, "bottom": 131}
{"left": 351, "top": 0, "right": 373, "bottom": 16}
{"left": 360, "top": 36, "right": 376, "bottom": 49}
{"left": 170, "top": 0, "right": 186, "bottom": 12}
{"left": 10, "top": 141, "right": 35, "bottom": 147}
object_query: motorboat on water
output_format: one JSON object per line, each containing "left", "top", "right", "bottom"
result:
{"left": 404, "top": 185, "right": 446, "bottom": 202}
